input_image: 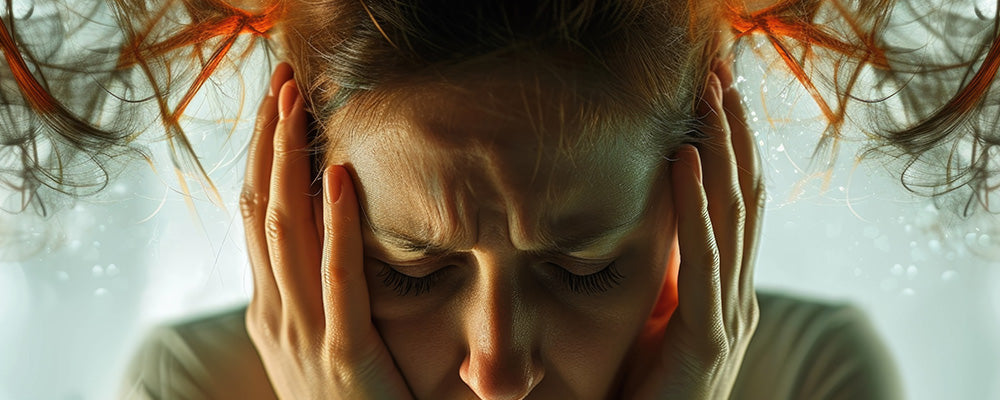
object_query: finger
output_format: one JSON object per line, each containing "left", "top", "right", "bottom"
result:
{"left": 696, "top": 69, "right": 745, "bottom": 298}
{"left": 716, "top": 60, "right": 759, "bottom": 202}
{"left": 320, "top": 165, "right": 376, "bottom": 349}
{"left": 266, "top": 79, "right": 324, "bottom": 321}
{"left": 243, "top": 63, "right": 293, "bottom": 307}
{"left": 716, "top": 60, "right": 764, "bottom": 301}
{"left": 670, "top": 145, "right": 725, "bottom": 343}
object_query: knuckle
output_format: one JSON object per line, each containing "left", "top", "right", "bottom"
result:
{"left": 255, "top": 107, "right": 277, "bottom": 129}
{"left": 744, "top": 297, "right": 761, "bottom": 332}
{"left": 325, "top": 325, "right": 370, "bottom": 358}
{"left": 246, "top": 308, "right": 279, "bottom": 345}
{"left": 325, "top": 328, "right": 355, "bottom": 358}
{"left": 278, "top": 324, "right": 304, "bottom": 348}
{"left": 728, "top": 193, "right": 747, "bottom": 222}
{"left": 239, "top": 188, "right": 268, "bottom": 220}
{"left": 327, "top": 336, "right": 375, "bottom": 371}
{"left": 272, "top": 133, "right": 295, "bottom": 157}
{"left": 346, "top": 349, "right": 388, "bottom": 384}
{"left": 264, "top": 209, "right": 288, "bottom": 241}
{"left": 699, "top": 331, "right": 731, "bottom": 368}
{"left": 701, "top": 245, "right": 722, "bottom": 267}
{"left": 753, "top": 179, "right": 767, "bottom": 209}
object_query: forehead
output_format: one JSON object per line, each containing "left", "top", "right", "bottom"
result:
{"left": 328, "top": 77, "right": 664, "bottom": 247}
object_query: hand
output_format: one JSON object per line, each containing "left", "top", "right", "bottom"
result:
{"left": 241, "top": 63, "right": 413, "bottom": 400}
{"left": 622, "top": 59, "right": 764, "bottom": 399}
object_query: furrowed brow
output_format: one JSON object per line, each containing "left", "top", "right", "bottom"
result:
{"left": 536, "top": 211, "right": 644, "bottom": 254}
{"left": 368, "top": 225, "right": 457, "bottom": 256}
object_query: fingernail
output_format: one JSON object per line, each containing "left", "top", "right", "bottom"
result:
{"left": 716, "top": 59, "right": 734, "bottom": 91}
{"left": 268, "top": 75, "right": 280, "bottom": 97}
{"left": 683, "top": 146, "right": 703, "bottom": 184}
{"left": 279, "top": 80, "right": 298, "bottom": 119}
{"left": 324, "top": 166, "right": 343, "bottom": 203}
{"left": 709, "top": 72, "right": 722, "bottom": 101}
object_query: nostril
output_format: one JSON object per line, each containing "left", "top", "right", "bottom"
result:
{"left": 460, "top": 353, "right": 544, "bottom": 400}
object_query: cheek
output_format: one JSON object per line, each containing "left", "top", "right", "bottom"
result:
{"left": 376, "top": 316, "right": 466, "bottom": 397}
{"left": 553, "top": 190, "right": 676, "bottom": 391}
{"left": 531, "top": 239, "right": 673, "bottom": 396}
{"left": 366, "top": 285, "right": 465, "bottom": 397}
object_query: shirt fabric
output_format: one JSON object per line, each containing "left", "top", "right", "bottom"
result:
{"left": 118, "top": 290, "right": 903, "bottom": 399}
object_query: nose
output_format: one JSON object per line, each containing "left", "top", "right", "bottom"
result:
{"left": 459, "top": 268, "right": 545, "bottom": 400}
{"left": 460, "top": 348, "right": 543, "bottom": 400}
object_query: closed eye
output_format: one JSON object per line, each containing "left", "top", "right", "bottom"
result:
{"left": 550, "top": 261, "right": 624, "bottom": 295}
{"left": 375, "top": 259, "right": 624, "bottom": 297}
{"left": 376, "top": 262, "right": 449, "bottom": 296}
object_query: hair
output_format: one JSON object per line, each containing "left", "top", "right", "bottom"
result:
{"left": 1, "top": 0, "right": 998, "bottom": 219}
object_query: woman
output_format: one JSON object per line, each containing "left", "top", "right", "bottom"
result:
{"left": 3, "top": 0, "right": 996, "bottom": 398}
{"left": 117, "top": 0, "right": 915, "bottom": 397}
{"left": 120, "top": 56, "right": 902, "bottom": 399}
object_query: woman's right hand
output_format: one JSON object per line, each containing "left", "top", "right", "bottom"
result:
{"left": 241, "top": 63, "right": 414, "bottom": 400}
{"left": 620, "top": 59, "right": 763, "bottom": 399}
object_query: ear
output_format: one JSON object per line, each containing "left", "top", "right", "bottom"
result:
{"left": 633, "top": 228, "right": 679, "bottom": 351}
{"left": 642, "top": 157, "right": 680, "bottom": 328}
{"left": 652, "top": 158, "right": 680, "bottom": 324}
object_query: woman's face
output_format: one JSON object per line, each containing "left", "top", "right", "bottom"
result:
{"left": 324, "top": 77, "right": 681, "bottom": 399}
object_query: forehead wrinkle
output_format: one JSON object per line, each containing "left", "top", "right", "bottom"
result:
{"left": 461, "top": 117, "right": 650, "bottom": 253}
{"left": 353, "top": 120, "right": 477, "bottom": 249}
{"left": 480, "top": 151, "right": 580, "bottom": 252}
{"left": 502, "top": 142, "right": 659, "bottom": 254}
{"left": 344, "top": 76, "right": 667, "bottom": 255}
{"left": 407, "top": 142, "right": 477, "bottom": 248}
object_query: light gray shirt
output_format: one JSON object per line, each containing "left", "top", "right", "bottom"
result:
{"left": 119, "top": 291, "right": 903, "bottom": 399}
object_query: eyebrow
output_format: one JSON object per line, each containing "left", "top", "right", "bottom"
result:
{"left": 534, "top": 211, "right": 644, "bottom": 254}
{"left": 368, "top": 225, "right": 456, "bottom": 256}
{"left": 367, "top": 210, "right": 644, "bottom": 256}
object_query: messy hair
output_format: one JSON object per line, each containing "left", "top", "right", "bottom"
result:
{"left": 1, "top": 0, "right": 998, "bottom": 217}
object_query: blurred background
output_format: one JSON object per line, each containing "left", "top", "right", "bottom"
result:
{"left": 1, "top": 34, "right": 999, "bottom": 400}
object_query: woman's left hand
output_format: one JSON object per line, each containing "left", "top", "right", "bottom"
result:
{"left": 622, "top": 59, "right": 764, "bottom": 399}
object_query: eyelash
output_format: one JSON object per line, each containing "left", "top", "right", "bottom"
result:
{"left": 554, "top": 261, "right": 624, "bottom": 295}
{"left": 376, "top": 264, "right": 446, "bottom": 296}
{"left": 375, "top": 261, "right": 624, "bottom": 296}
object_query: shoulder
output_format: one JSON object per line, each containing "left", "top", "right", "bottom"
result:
{"left": 119, "top": 305, "right": 277, "bottom": 400}
{"left": 732, "top": 290, "right": 904, "bottom": 400}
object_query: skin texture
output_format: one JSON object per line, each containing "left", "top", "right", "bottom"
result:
{"left": 241, "top": 59, "right": 763, "bottom": 399}
{"left": 330, "top": 76, "right": 677, "bottom": 399}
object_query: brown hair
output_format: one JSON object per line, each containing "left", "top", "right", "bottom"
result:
{"left": 1, "top": 0, "right": 998, "bottom": 216}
